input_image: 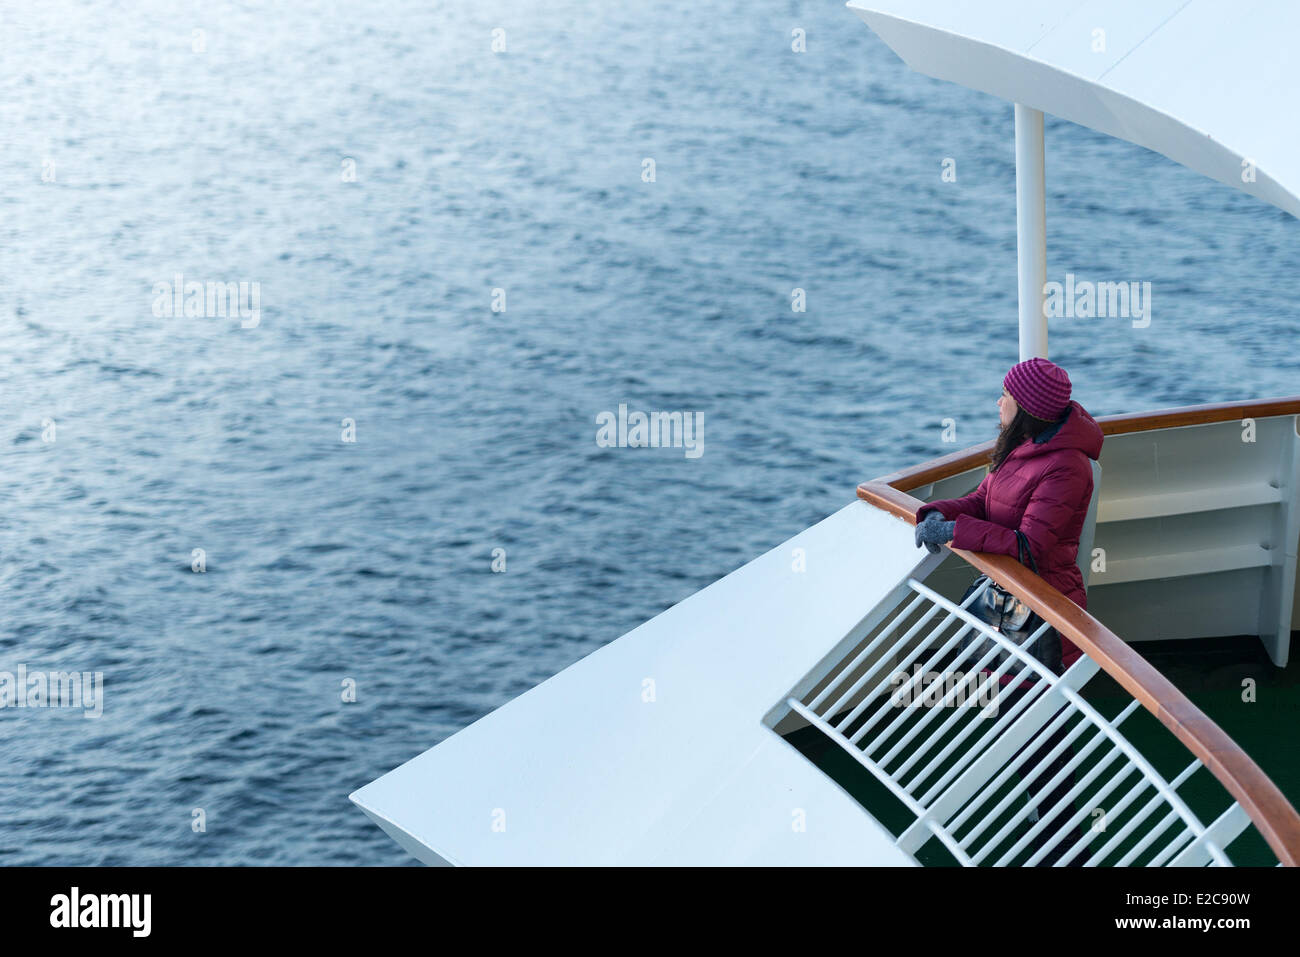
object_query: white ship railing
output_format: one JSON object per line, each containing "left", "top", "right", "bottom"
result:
{"left": 786, "top": 574, "right": 1243, "bottom": 865}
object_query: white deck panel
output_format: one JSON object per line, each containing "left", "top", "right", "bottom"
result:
{"left": 351, "top": 501, "right": 926, "bottom": 865}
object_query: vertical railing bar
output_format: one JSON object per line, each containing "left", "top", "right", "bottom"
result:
{"left": 1014, "top": 702, "right": 1150, "bottom": 866}
{"left": 891, "top": 620, "right": 1054, "bottom": 782}
{"left": 868, "top": 616, "right": 1037, "bottom": 767}
{"left": 1077, "top": 760, "right": 1202, "bottom": 867}
{"left": 913, "top": 661, "right": 1047, "bottom": 805}
{"left": 1052, "top": 687, "right": 1214, "bottom": 845}
{"left": 957, "top": 711, "right": 1093, "bottom": 848}
{"left": 1115, "top": 809, "right": 1182, "bottom": 866}
{"left": 981, "top": 723, "right": 1131, "bottom": 866}
{"left": 1058, "top": 777, "right": 1153, "bottom": 866}
{"left": 1024, "top": 763, "right": 1144, "bottom": 867}
{"left": 907, "top": 577, "right": 1063, "bottom": 686}
{"left": 829, "top": 601, "right": 973, "bottom": 733}
{"left": 819, "top": 577, "right": 990, "bottom": 719}
{"left": 784, "top": 697, "right": 930, "bottom": 820}
{"left": 1147, "top": 827, "right": 1198, "bottom": 867}
{"left": 839, "top": 618, "right": 973, "bottom": 756}
{"left": 985, "top": 703, "right": 1142, "bottom": 864}
{"left": 922, "top": 819, "right": 975, "bottom": 866}
{"left": 947, "top": 682, "right": 1133, "bottom": 835}
{"left": 942, "top": 690, "right": 1076, "bottom": 835}
{"left": 808, "top": 591, "right": 933, "bottom": 713}
{"left": 847, "top": 612, "right": 980, "bottom": 744}
{"left": 818, "top": 600, "right": 946, "bottom": 721}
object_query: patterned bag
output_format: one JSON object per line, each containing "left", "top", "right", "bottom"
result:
{"left": 958, "top": 530, "right": 1062, "bottom": 677}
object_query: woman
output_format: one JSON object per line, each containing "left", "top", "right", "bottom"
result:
{"left": 913, "top": 356, "right": 1104, "bottom": 672}
{"left": 913, "top": 357, "right": 1104, "bottom": 866}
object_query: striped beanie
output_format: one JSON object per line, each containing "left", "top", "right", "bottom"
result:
{"left": 1004, "top": 357, "right": 1071, "bottom": 421}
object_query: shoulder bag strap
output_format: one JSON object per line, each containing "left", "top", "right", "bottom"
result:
{"left": 1015, "top": 529, "right": 1038, "bottom": 575}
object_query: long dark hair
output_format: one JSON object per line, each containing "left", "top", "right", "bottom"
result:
{"left": 991, "top": 406, "right": 1059, "bottom": 472}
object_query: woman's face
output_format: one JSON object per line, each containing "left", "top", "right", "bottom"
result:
{"left": 998, "top": 387, "right": 1017, "bottom": 429}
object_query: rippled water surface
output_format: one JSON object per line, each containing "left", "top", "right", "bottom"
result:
{"left": 1, "top": 1, "right": 1298, "bottom": 864}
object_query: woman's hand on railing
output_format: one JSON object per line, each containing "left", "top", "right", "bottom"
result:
{"left": 915, "top": 515, "right": 956, "bottom": 553}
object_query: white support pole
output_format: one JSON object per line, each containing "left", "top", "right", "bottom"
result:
{"left": 1014, "top": 104, "right": 1047, "bottom": 360}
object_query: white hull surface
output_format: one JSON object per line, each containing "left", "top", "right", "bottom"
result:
{"left": 351, "top": 502, "right": 930, "bottom": 865}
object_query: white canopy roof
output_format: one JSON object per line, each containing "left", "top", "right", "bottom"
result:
{"left": 847, "top": 0, "right": 1300, "bottom": 220}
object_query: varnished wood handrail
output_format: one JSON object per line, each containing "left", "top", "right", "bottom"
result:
{"left": 856, "top": 479, "right": 1300, "bottom": 866}
{"left": 880, "top": 393, "right": 1300, "bottom": 493}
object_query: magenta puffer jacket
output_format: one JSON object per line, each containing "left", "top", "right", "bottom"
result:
{"left": 914, "top": 400, "right": 1104, "bottom": 670}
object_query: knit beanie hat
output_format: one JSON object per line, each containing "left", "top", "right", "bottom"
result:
{"left": 1004, "top": 357, "right": 1071, "bottom": 421}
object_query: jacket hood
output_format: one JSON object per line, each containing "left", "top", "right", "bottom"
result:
{"left": 1015, "top": 400, "right": 1103, "bottom": 461}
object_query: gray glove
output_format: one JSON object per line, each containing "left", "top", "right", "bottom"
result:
{"left": 915, "top": 514, "right": 956, "bottom": 553}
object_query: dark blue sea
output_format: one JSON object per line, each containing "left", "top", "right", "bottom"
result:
{"left": 1, "top": 0, "right": 1297, "bottom": 864}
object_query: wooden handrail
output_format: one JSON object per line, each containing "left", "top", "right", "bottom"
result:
{"left": 856, "top": 478, "right": 1300, "bottom": 865}
{"left": 880, "top": 393, "right": 1300, "bottom": 493}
